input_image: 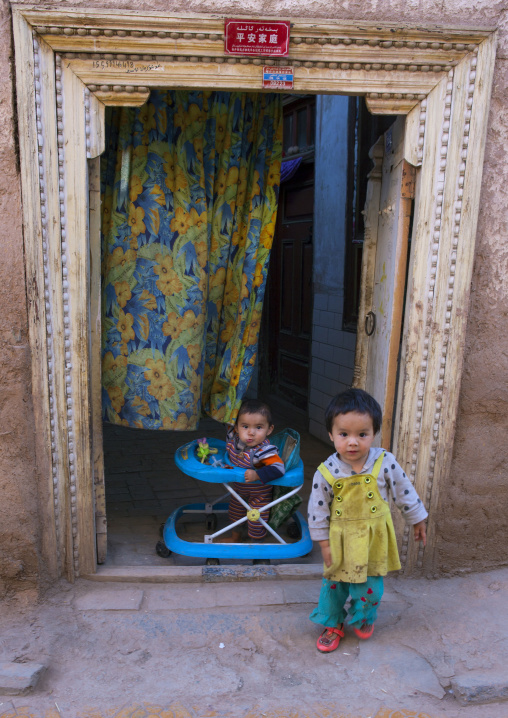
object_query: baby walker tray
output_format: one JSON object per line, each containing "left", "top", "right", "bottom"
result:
{"left": 156, "top": 435, "right": 312, "bottom": 564}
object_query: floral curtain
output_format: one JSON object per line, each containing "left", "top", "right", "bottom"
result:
{"left": 101, "top": 90, "right": 282, "bottom": 430}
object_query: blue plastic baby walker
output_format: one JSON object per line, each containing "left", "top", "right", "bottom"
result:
{"left": 156, "top": 430, "right": 312, "bottom": 565}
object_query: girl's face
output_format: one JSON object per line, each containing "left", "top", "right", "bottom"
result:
{"left": 329, "top": 411, "right": 375, "bottom": 472}
{"left": 236, "top": 411, "right": 273, "bottom": 448}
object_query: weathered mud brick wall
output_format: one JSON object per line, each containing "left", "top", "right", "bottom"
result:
{"left": 0, "top": 0, "right": 43, "bottom": 599}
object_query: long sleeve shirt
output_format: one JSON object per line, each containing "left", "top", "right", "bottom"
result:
{"left": 308, "top": 447, "right": 428, "bottom": 542}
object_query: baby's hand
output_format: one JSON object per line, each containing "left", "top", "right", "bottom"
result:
{"left": 244, "top": 469, "right": 259, "bottom": 483}
{"left": 413, "top": 520, "right": 427, "bottom": 546}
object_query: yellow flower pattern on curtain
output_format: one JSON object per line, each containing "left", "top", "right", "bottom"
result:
{"left": 101, "top": 90, "right": 282, "bottom": 429}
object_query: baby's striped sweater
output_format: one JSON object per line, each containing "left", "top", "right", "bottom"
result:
{"left": 226, "top": 426, "right": 285, "bottom": 484}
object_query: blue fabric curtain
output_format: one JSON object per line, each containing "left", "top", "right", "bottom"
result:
{"left": 101, "top": 90, "right": 282, "bottom": 430}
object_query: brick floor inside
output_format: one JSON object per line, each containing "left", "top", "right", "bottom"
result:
{"left": 103, "top": 396, "right": 328, "bottom": 568}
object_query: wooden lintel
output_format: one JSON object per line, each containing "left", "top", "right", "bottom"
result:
{"left": 65, "top": 58, "right": 441, "bottom": 98}
{"left": 36, "top": 35, "right": 470, "bottom": 67}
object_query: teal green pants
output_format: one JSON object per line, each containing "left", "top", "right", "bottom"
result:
{"left": 309, "top": 576, "right": 384, "bottom": 628}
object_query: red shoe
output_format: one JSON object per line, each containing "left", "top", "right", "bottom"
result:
{"left": 353, "top": 622, "right": 375, "bottom": 639}
{"left": 316, "top": 625, "right": 344, "bottom": 653}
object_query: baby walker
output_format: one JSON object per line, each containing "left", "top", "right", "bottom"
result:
{"left": 155, "top": 432, "right": 312, "bottom": 565}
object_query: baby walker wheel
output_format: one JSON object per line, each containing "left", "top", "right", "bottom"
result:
{"left": 286, "top": 520, "right": 301, "bottom": 540}
{"left": 253, "top": 559, "right": 271, "bottom": 565}
{"left": 205, "top": 558, "right": 220, "bottom": 566}
{"left": 205, "top": 513, "right": 218, "bottom": 531}
{"left": 155, "top": 540, "right": 172, "bottom": 558}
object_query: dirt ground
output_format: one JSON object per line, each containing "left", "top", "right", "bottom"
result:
{"left": 1, "top": 567, "right": 508, "bottom": 718}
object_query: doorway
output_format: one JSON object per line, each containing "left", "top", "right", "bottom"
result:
{"left": 100, "top": 91, "right": 408, "bottom": 569}
{"left": 12, "top": 7, "right": 496, "bottom": 578}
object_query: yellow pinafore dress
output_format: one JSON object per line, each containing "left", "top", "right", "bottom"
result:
{"left": 318, "top": 454, "right": 401, "bottom": 583}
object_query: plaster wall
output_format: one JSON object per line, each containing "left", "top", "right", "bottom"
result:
{"left": 0, "top": 0, "right": 43, "bottom": 600}
{"left": 309, "top": 95, "right": 356, "bottom": 444}
{"left": 1, "top": 0, "right": 507, "bottom": 590}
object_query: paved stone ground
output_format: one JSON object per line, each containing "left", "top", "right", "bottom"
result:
{"left": 103, "top": 397, "right": 327, "bottom": 567}
{"left": 0, "top": 704, "right": 451, "bottom": 717}
{"left": 0, "top": 705, "right": 455, "bottom": 717}
{"left": 1, "top": 568, "right": 508, "bottom": 718}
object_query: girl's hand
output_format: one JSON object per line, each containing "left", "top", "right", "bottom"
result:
{"left": 244, "top": 469, "right": 259, "bottom": 483}
{"left": 413, "top": 520, "right": 427, "bottom": 546}
{"left": 319, "top": 540, "right": 332, "bottom": 567}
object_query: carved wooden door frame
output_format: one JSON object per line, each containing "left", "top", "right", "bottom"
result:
{"left": 11, "top": 4, "right": 496, "bottom": 579}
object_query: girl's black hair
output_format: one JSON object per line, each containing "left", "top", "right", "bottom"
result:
{"left": 236, "top": 399, "right": 273, "bottom": 426}
{"left": 325, "top": 388, "right": 382, "bottom": 435}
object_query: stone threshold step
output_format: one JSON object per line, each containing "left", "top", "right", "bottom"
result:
{"left": 84, "top": 563, "right": 322, "bottom": 583}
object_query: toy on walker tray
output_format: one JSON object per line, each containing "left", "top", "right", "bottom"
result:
{"left": 195, "top": 438, "right": 219, "bottom": 463}
{"left": 155, "top": 430, "right": 312, "bottom": 565}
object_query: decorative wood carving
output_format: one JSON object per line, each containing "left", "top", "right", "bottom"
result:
{"left": 32, "top": 36, "right": 63, "bottom": 573}
{"left": 16, "top": 7, "right": 493, "bottom": 109}
{"left": 10, "top": 4, "right": 497, "bottom": 579}
{"left": 365, "top": 93, "right": 423, "bottom": 115}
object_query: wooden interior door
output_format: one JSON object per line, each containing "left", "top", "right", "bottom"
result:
{"left": 354, "top": 116, "right": 415, "bottom": 448}
{"left": 265, "top": 163, "right": 314, "bottom": 410}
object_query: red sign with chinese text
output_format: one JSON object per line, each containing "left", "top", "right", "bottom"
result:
{"left": 224, "top": 19, "right": 290, "bottom": 57}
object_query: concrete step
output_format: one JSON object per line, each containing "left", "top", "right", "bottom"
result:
{"left": 84, "top": 563, "right": 322, "bottom": 583}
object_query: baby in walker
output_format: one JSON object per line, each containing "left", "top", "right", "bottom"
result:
{"left": 223, "top": 399, "right": 285, "bottom": 542}
{"left": 308, "top": 388, "right": 427, "bottom": 652}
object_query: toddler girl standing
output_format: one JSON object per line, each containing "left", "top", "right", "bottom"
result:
{"left": 308, "top": 388, "right": 427, "bottom": 652}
